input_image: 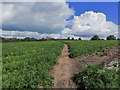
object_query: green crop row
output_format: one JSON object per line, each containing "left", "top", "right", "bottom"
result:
{"left": 2, "top": 41, "right": 63, "bottom": 88}
{"left": 64, "top": 40, "right": 118, "bottom": 58}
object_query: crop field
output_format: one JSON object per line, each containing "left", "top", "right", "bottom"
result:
{"left": 2, "top": 40, "right": 119, "bottom": 88}
{"left": 64, "top": 40, "right": 118, "bottom": 58}
{"left": 2, "top": 41, "right": 63, "bottom": 88}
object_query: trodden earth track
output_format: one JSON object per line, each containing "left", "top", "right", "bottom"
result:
{"left": 50, "top": 44, "right": 77, "bottom": 88}
{"left": 50, "top": 44, "right": 119, "bottom": 88}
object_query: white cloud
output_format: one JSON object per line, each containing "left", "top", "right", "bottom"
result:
{"left": 2, "top": 36, "right": 13, "bottom": 38}
{"left": 1, "top": 30, "right": 84, "bottom": 39}
{"left": 2, "top": 4, "right": 118, "bottom": 40}
{"left": 61, "top": 28, "right": 72, "bottom": 34}
{"left": 2, "top": 2, "right": 74, "bottom": 33}
{"left": 63, "top": 11, "right": 118, "bottom": 38}
{"left": 3, "top": 0, "right": 65, "bottom": 2}
{"left": 0, "top": 3, "right": 2, "bottom": 28}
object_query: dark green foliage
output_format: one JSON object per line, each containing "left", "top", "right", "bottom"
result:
{"left": 67, "top": 37, "right": 70, "bottom": 40}
{"left": 107, "top": 35, "right": 116, "bottom": 40}
{"left": 2, "top": 41, "right": 63, "bottom": 88}
{"left": 90, "top": 35, "right": 100, "bottom": 40}
{"left": 73, "top": 64, "right": 119, "bottom": 89}
{"left": 1, "top": 37, "right": 48, "bottom": 42}
{"left": 78, "top": 37, "right": 82, "bottom": 40}
{"left": 72, "top": 38, "right": 74, "bottom": 40}
{"left": 100, "top": 39, "right": 105, "bottom": 40}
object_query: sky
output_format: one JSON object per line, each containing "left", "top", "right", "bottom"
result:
{"left": 67, "top": 2, "right": 118, "bottom": 24}
{"left": 1, "top": 1, "right": 119, "bottom": 40}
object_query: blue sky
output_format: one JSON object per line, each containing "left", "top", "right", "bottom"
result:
{"left": 1, "top": 2, "right": 119, "bottom": 39}
{"left": 67, "top": 2, "right": 118, "bottom": 24}
{"left": 66, "top": 0, "right": 119, "bottom": 2}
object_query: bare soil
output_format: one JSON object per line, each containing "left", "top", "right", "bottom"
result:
{"left": 50, "top": 44, "right": 77, "bottom": 88}
{"left": 50, "top": 44, "right": 119, "bottom": 88}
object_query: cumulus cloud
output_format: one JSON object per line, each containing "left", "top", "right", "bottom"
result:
{"left": 62, "top": 11, "right": 118, "bottom": 38}
{"left": 2, "top": 2, "right": 74, "bottom": 33}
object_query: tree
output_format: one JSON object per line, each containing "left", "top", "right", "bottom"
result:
{"left": 41, "top": 38, "right": 45, "bottom": 41}
{"left": 72, "top": 37, "right": 74, "bottom": 40}
{"left": 100, "top": 39, "right": 105, "bottom": 40}
{"left": 24, "top": 37, "right": 31, "bottom": 41}
{"left": 117, "top": 38, "right": 120, "bottom": 40}
{"left": 90, "top": 35, "right": 100, "bottom": 40}
{"left": 78, "top": 37, "right": 82, "bottom": 40}
{"left": 67, "top": 37, "right": 70, "bottom": 40}
{"left": 106, "top": 35, "right": 116, "bottom": 40}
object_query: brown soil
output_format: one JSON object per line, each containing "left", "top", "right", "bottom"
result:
{"left": 50, "top": 44, "right": 119, "bottom": 88}
{"left": 50, "top": 44, "right": 77, "bottom": 88}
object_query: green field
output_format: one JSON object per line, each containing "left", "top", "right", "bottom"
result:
{"left": 2, "top": 40, "right": 119, "bottom": 88}
{"left": 2, "top": 41, "right": 63, "bottom": 88}
{"left": 64, "top": 40, "right": 118, "bottom": 58}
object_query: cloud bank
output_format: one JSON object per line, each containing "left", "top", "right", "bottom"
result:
{"left": 1, "top": 30, "right": 82, "bottom": 39}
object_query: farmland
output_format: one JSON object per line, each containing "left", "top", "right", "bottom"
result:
{"left": 2, "top": 41, "right": 63, "bottom": 88}
{"left": 2, "top": 40, "right": 119, "bottom": 88}
{"left": 64, "top": 40, "right": 118, "bottom": 58}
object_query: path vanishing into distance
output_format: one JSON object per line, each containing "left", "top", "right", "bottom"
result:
{"left": 50, "top": 44, "right": 119, "bottom": 88}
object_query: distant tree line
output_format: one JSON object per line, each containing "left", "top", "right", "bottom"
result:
{"left": 1, "top": 35, "right": 119, "bottom": 42}
{"left": 90, "top": 35, "right": 119, "bottom": 40}
{"left": 67, "top": 35, "right": 119, "bottom": 40}
{"left": 67, "top": 37, "right": 82, "bottom": 40}
{"left": 1, "top": 37, "right": 54, "bottom": 42}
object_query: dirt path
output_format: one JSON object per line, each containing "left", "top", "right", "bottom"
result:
{"left": 50, "top": 44, "right": 77, "bottom": 88}
{"left": 50, "top": 44, "right": 119, "bottom": 88}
